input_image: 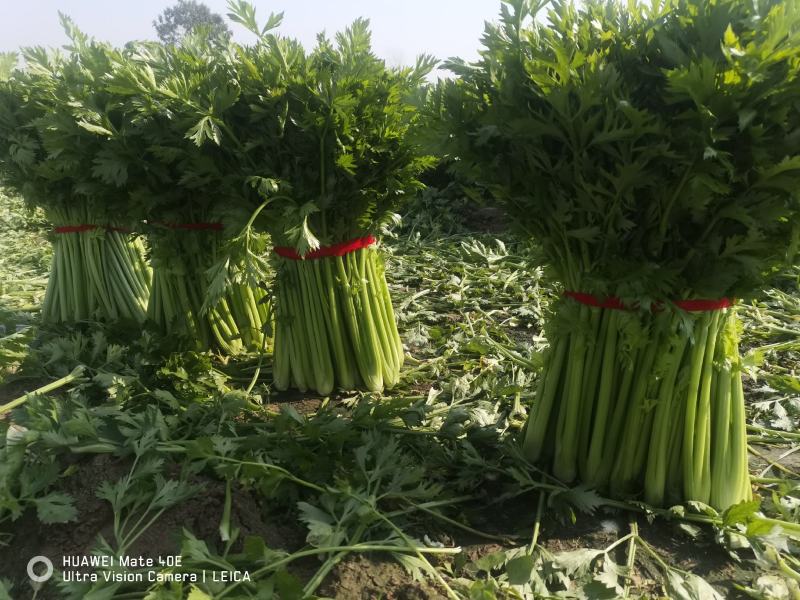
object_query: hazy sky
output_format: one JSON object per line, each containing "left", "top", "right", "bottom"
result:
{"left": 0, "top": 1, "right": 499, "bottom": 70}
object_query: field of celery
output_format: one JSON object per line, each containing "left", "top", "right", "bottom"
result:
{"left": 3, "top": 0, "right": 800, "bottom": 598}
{"left": 0, "top": 188, "right": 799, "bottom": 599}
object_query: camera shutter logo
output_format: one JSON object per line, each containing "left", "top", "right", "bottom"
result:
{"left": 27, "top": 556, "right": 54, "bottom": 583}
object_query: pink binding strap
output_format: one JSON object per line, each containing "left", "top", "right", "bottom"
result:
{"left": 273, "top": 235, "right": 376, "bottom": 260}
{"left": 565, "top": 291, "right": 732, "bottom": 312}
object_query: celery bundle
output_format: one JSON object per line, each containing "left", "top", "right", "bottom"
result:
{"left": 437, "top": 0, "right": 800, "bottom": 508}
{"left": 219, "top": 6, "right": 434, "bottom": 393}
{"left": 97, "top": 31, "right": 272, "bottom": 353}
{"left": 0, "top": 37, "right": 150, "bottom": 324}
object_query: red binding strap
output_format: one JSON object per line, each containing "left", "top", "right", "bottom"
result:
{"left": 565, "top": 291, "right": 732, "bottom": 312}
{"left": 54, "top": 224, "right": 130, "bottom": 233}
{"left": 673, "top": 298, "right": 733, "bottom": 311}
{"left": 273, "top": 235, "right": 376, "bottom": 260}
{"left": 564, "top": 291, "right": 627, "bottom": 311}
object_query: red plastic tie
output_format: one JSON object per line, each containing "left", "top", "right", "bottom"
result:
{"left": 564, "top": 291, "right": 627, "bottom": 311}
{"left": 564, "top": 291, "right": 732, "bottom": 312}
{"left": 54, "top": 224, "right": 130, "bottom": 234}
{"left": 672, "top": 298, "right": 733, "bottom": 311}
{"left": 273, "top": 235, "right": 376, "bottom": 260}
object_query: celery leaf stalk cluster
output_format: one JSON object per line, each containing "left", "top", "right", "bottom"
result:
{"left": 0, "top": 34, "right": 151, "bottom": 324}
{"left": 434, "top": 0, "right": 800, "bottom": 508}
{"left": 214, "top": 5, "right": 435, "bottom": 394}
{"left": 98, "top": 30, "right": 273, "bottom": 354}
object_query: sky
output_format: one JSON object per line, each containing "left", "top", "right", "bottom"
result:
{"left": 0, "top": 0, "right": 499, "bottom": 72}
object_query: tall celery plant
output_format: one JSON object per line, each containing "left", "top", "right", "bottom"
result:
{"left": 96, "top": 30, "right": 272, "bottom": 354}
{"left": 435, "top": 0, "right": 800, "bottom": 508}
{"left": 204, "top": 2, "right": 436, "bottom": 394}
{"left": 0, "top": 25, "right": 150, "bottom": 324}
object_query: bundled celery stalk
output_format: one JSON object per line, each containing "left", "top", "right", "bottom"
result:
{"left": 145, "top": 222, "right": 270, "bottom": 354}
{"left": 522, "top": 297, "right": 751, "bottom": 508}
{"left": 43, "top": 208, "right": 149, "bottom": 323}
{"left": 437, "top": 0, "right": 800, "bottom": 508}
{"left": 0, "top": 36, "right": 150, "bottom": 324}
{"left": 271, "top": 239, "right": 403, "bottom": 395}
{"left": 99, "top": 30, "right": 272, "bottom": 354}
{"left": 223, "top": 4, "right": 435, "bottom": 394}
